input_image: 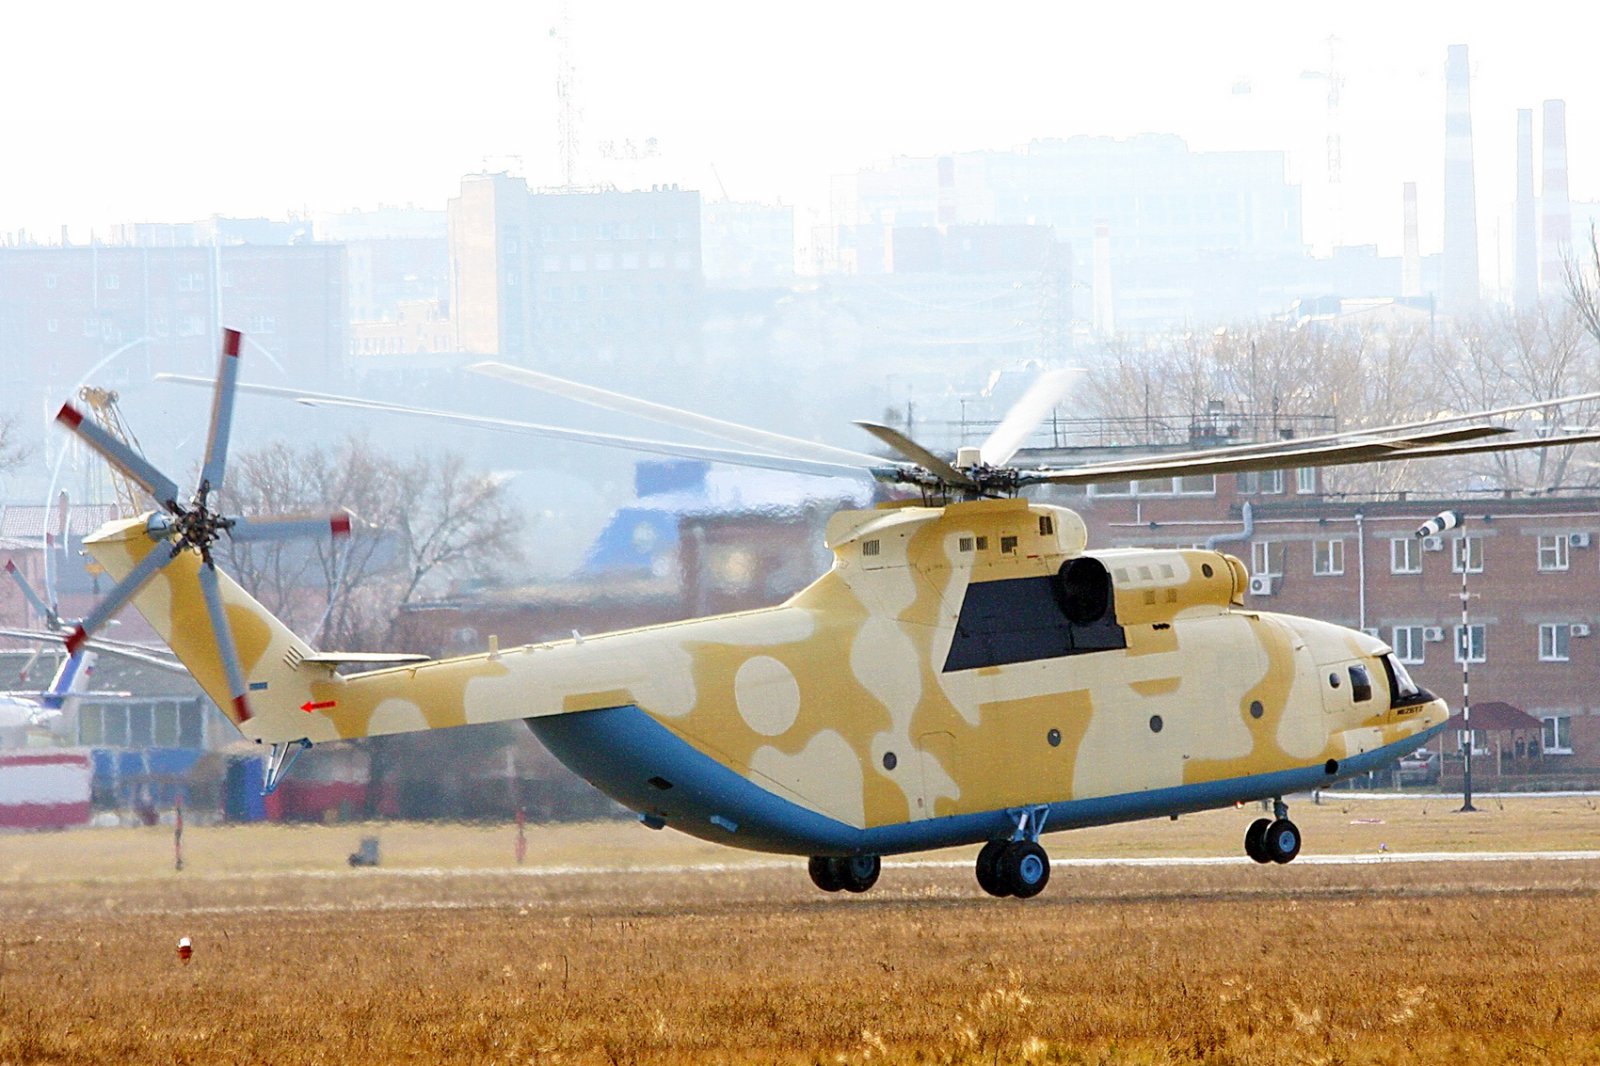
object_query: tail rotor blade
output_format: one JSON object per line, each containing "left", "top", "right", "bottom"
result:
{"left": 228, "top": 512, "right": 354, "bottom": 544}
{"left": 200, "top": 329, "right": 243, "bottom": 495}
{"left": 197, "top": 563, "right": 251, "bottom": 721}
{"left": 980, "top": 368, "right": 1082, "bottom": 467}
{"left": 5, "top": 560, "right": 53, "bottom": 625}
{"left": 56, "top": 404, "right": 182, "bottom": 509}
{"left": 64, "top": 543, "right": 176, "bottom": 654}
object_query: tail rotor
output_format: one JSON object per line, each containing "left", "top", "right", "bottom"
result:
{"left": 55, "top": 329, "right": 351, "bottom": 720}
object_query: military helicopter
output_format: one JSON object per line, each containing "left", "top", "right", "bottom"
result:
{"left": 60, "top": 332, "right": 1600, "bottom": 898}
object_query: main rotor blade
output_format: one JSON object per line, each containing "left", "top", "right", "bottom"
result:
{"left": 64, "top": 542, "right": 177, "bottom": 654}
{"left": 197, "top": 563, "right": 251, "bottom": 721}
{"left": 0, "top": 626, "right": 186, "bottom": 673}
{"left": 855, "top": 422, "right": 980, "bottom": 489}
{"left": 228, "top": 512, "right": 354, "bottom": 544}
{"left": 200, "top": 329, "right": 243, "bottom": 495}
{"left": 981, "top": 368, "right": 1082, "bottom": 467}
{"left": 468, "top": 362, "right": 887, "bottom": 468}
{"left": 1021, "top": 425, "right": 1600, "bottom": 487}
{"left": 55, "top": 404, "right": 181, "bottom": 509}
{"left": 295, "top": 395, "right": 877, "bottom": 479}
{"left": 4, "top": 560, "right": 52, "bottom": 623}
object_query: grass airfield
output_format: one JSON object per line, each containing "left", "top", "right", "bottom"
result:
{"left": 4, "top": 794, "right": 1600, "bottom": 1064}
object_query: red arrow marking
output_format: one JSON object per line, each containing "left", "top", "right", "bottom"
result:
{"left": 301, "top": 699, "right": 337, "bottom": 713}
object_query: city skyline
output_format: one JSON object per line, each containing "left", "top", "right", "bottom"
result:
{"left": 3, "top": 4, "right": 1597, "bottom": 266}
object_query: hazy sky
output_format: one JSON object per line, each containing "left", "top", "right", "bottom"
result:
{"left": 3, "top": 0, "right": 1594, "bottom": 270}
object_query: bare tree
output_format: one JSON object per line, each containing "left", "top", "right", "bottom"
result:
{"left": 0, "top": 411, "right": 30, "bottom": 477}
{"left": 1565, "top": 222, "right": 1600, "bottom": 349}
{"left": 218, "top": 436, "right": 525, "bottom": 652}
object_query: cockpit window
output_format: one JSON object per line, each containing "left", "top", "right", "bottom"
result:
{"left": 1348, "top": 664, "right": 1373, "bottom": 702}
{"left": 1386, "top": 655, "right": 1420, "bottom": 699}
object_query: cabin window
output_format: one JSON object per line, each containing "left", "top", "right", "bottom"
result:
{"left": 862, "top": 540, "right": 880, "bottom": 557}
{"left": 1038, "top": 515, "right": 1054, "bottom": 536}
{"left": 1348, "top": 665, "right": 1372, "bottom": 702}
{"left": 958, "top": 537, "right": 974, "bottom": 552}
{"left": 1000, "top": 536, "right": 1018, "bottom": 554}
{"left": 975, "top": 536, "right": 989, "bottom": 551}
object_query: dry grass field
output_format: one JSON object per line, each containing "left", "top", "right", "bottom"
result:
{"left": 5, "top": 795, "right": 1600, "bottom": 1064}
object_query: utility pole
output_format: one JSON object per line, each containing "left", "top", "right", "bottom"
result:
{"left": 1417, "top": 509, "right": 1477, "bottom": 812}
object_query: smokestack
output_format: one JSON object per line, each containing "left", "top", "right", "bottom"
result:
{"left": 1402, "top": 183, "right": 1421, "bottom": 297}
{"left": 1514, "top": 109, "right": 1538, "bottom": 310}
{"left": 1441, "top": 44, "right": 1480, "bottom": 311}
{"left": 1540, "top": 99, "right": 1572, "bottom": 297}
{"left": 1092, "top": 220, "right": 1114, "bottom": 338}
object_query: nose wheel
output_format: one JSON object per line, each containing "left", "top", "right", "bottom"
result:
{"left": 1243, "top": 799, "right": 1301, "bottom": 864}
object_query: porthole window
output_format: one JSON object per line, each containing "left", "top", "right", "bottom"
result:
{"left": 1202, "top": 563, "right": 1214, "bottom": 578}
{"left": 1149, "top": 715, "right": 1164, "bottom": 733}
{"left": 1249, "top": 700, "right": 1264, "bottom": 720}
{"left": 1047, "top": 728, "right": 1061, "bottom": 747}
{"left": 1328, "top": 673, "right": 1341, "bottom": 689}
{"left": 882, "top": 751, "right": 897, "bottom": 771}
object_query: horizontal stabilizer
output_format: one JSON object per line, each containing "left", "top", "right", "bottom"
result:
{"left": 296, "top": 652, "right": 433, "bottom": 667}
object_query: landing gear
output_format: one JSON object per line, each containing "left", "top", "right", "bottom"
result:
{"left": 1243, "top": 799, "right": 1301, "bottom": 865}
{"left": 975, "top": 839, "right": 1051, "bottom": 898}
{"left": 807, "top": 854, "right": 881, "bottom": 893}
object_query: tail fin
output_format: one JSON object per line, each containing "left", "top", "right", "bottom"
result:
{"left": 83, "top": 516, "right": 333, "bottom": 743}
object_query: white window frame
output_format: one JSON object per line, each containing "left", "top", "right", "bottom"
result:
{"left": 1542, "top": 715, "right": 1573, "bottom": 754}
{"left": 1456, "top": 728, "right": 1490, "bottom": 756}
{"left": 1540, "top": 623, "right": 1571, "bottom": 662}
{"left": 1312, "top": 538, "right": 1345, "bottom": 576}
{"left": 1451, "top": 535, "right": 1483, "bottom": 574}
{"left": 1295, "top": 467, "right": 1316, "bottom": 494}
{"left": 1390, "top": 538, "right": 1422, "bottom": 574}
{"left": 1250, "top": 540, "right": 1279, "bottom": 577}
{"left": 1455, "top": 623, "right": 1486, "bottom": 664}
{"left": 1538, "top": 534, "right": 1570, "bottom": 572}
{"left": 1391, "top": 625, "right": 1425, "bottom": 664}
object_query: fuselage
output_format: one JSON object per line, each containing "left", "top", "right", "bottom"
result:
{"left": 85, "top": 497, "right": 1447, "bottom": 856}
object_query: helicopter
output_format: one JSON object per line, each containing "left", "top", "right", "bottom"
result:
{"left": 58, "top": 330, "right": 1600, "bottom": 898}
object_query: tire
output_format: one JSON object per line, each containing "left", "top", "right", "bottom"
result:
{"left": 1264, "top": 818, "right": 1301, "bottom": 864}
{"left": 1243, "top": 817, "right": 1273, "bottom": 864}
{"left": 837, "top": 854, "right": 881, "bottom": 893}
{"left": 998, "top": 840, "right": 1050, "bottom": 899}
{"left": 975, "top": 839, "right": 1010, "bottom": 897}
{"left": 808, "top": 855, "right": 844, "bottom": 892}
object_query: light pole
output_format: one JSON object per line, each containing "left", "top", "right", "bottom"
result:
{"left": 1417, "top": 508, "right": 1477, "bottom": 812}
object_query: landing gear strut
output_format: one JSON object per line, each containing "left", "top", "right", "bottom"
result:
{"left": 808, "top": 854, "right": 881, "bottom": 893}
{"left": 1243, "top": 797, "right": 1301, "bottom": 865}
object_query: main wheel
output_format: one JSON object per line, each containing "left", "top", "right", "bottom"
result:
{"left": 836, "top": 854, "right": 881, "bottom": 893}
{"left": 1243, "top": 817, "right": 1273, "bottom": 864}
{"left": 998, "top": 840, "right": 1050, "bottom": 899}
{"left": 808, "top": 855, "right": 845, "bottom": 892}
{"left": 1263, "top": 818, "right": 1301, "bottom": 864}
{"left": 975, "top": 839, "right": 1010, "bottom": 897}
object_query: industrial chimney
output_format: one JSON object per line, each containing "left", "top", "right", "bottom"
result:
{"left": 1540, "top": 99, "right": 1572, "bottom": 298}
{"left": 1514, "top": 109, "right": 1538, "bottom": 310}
{"left": 1402, "top": 183, "right": 1422, "bottom": 298}
{"left": 1441, "top": 44, "right": 1480, "bottom": 311}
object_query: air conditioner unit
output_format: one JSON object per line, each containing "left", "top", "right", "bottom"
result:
{"left": 1248, "top": 574, "right": 1275, "bottom": 597}
{"left": 1572, "top": 533, "right": 1591, "bottom": 549}
{"left": 1423, "top": 626, "right": 1445, "bottom": 642}
{"left": 1573, "top": 623, "right": 1592, "bottom": 637}
{"left": 1422, "top": 536, "right": 1444, "bottom": 552}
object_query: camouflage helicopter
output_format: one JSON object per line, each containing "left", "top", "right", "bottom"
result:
{"left": 59, "top": 332, "right": 1600, "bottom": 898}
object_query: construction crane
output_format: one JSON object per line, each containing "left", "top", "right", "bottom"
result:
{"left": 76, "top": 386, "right": 150, "bottom": 518}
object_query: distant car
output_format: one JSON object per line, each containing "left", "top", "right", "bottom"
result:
{"left": 1397, "top": 748, "right": 1440, "bottom": 785}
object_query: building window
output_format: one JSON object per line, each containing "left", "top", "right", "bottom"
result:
{"left": 1451, "top": 535, "right": 1483, "bottom": 574}
{"left": 1391, "top": 538, "right": 1422, "bottom": 574}
{"left": 248, "top": 315, "right": 275, "bottom": 334}
{"left": 1538, "top": 534, "right": 1570, "bottom": 572}
{"left": 47, "top": 318, "right": 59, "bottom": 333}
{"left": 1236, "top": 470, "right": 1284, "bottom": 495}
{"left": 1456, "top": 728, "right": 1489, "bottom": 755}
{"left": 45, "top": 273, "right": 58, "bottom": 289}
{"left": 177, "top": 273, "right": 205, "bottom": 292}
{"left": 1312, "top": 539, "right": 1345, "bottom": 576}
{"left": 1295, "top": 467, "right": 1316, "bottom": 494}
{"left": 1542, "top": 715, "right": 1573, "bottom": 754}
{"left": 1455, "top": 623, "right": 1486, "bottom": 663}
{"left": 1250, "top": 541, "right": 1279, "bottom": 576}
{"left": 1540, "top": 623, "right": 1572, "bottom": 662}
{"left": 1391, "top": 625, "right": 1425, "bottom": 664}
{"left": 542, "top": 254, "right": 562, "bottom": 272}
{"left": 1176, "top": 474, "right": 1216, "bottom": 495}
{"left": 104, "top": 273, "right": 119, "bottom": 290}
